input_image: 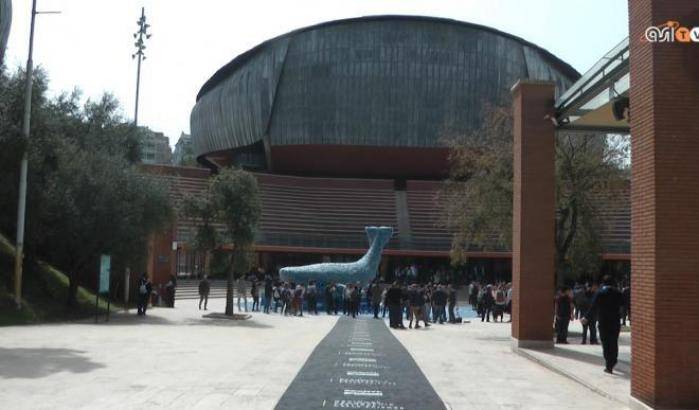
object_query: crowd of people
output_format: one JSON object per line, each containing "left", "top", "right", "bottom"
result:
{"left": 196, "top": 275, "right": 469, "bottom": 328}
{"left": 192, "top": 272, "right": 527, "bottom": 329}
{"left": 268, "top": 279, "right": 465, "bottom": 328}
{"left": 553, "top": 276, "right": 631, "bottom": 373}
{"left": 466, "top": 281, "right": 512, "bottom": 323}
{"left": 134, "top": 273, "right": 178, "bottom": 315}
{"left": 141, "top": 268, "right": 630, "bottom": 375}
{"left": 146, "top": 265, "right": 631, "bottom": 376}
{"left": 554, "top": 279, "right": 631, "bottom": 346}
{"left": 383, "top": 282, "right": 461, "bottom": 329}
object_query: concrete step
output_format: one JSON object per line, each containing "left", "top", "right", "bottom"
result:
{"left": 174, "top": 279, "right": 256, "bottom": 300}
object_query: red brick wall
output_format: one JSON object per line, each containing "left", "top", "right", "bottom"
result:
{"left": 511, "top": 81, "right": 556, "bottom": 344}
{"left": 629, "top": 1, "right": 699, "bottom": 407}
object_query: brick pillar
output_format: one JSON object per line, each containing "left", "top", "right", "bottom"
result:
{"left": 511, "top": 80, "right": 556, "bottom": 349}
{"left": 629, "top": 1, "right": 699, "bottom": 408}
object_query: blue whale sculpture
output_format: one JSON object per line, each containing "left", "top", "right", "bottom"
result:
{"left": 279, "top": 226, "right": 393, "bottom": 286}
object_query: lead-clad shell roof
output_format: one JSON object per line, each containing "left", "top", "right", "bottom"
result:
{"left": 191, "top": 15, "right": 580, "bottom": 159}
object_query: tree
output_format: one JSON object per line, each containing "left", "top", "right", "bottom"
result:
{"left": 37, "top": 146, "right": 171, "bottom": 306}
{"left": 211, "top": 168, "right": 260, "bottom": 316}
{"left": 441, "top": 105, "right": 629, "bottom": 284}
{"left": 183, "top": 168, "right": 261, "bottom": 316}
{"left": 442, "top": 105, "right": 513, "bottom": 262}
{"left": 554, "top": 133, "right": 629, "bottom": 283}
{"left": 182, "top": 194, "right": 220, "bottom": 277}
{"left": 0, "top": 67, "right": 172, "bottom": 306}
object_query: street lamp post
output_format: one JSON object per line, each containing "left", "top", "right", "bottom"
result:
{"left": 120, "top": 7, "right": 151, "bottom": 309}
{"left": 13, "top": 0, "right": 59, "bottom": 309}
{"left": 132, "top": 7, "right": 151, "bottom": 126}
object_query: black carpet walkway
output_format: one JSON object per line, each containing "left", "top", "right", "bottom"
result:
{"left": 275, "top": 317, "right": 446, "bottom": 410}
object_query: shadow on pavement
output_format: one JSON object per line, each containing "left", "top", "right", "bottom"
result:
{"left": 0, "top": 348, "right": 105, "bottom": 379}
{"left": 567, "top": 330, "right": 632, "bottom": 346}
{"left": 183, "top": 317, "right": 273, "bottom": 329}
{"left": 77, "top": 313, "right": 175, "bottom": 326}
{"left": 539, "top": 346, "right": 631, "bottom": 379}
{"left": 92, "top": 312, "right": 273, "bottom": 328}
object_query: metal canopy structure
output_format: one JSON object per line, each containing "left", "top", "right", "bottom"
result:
{"left": 555, "top": 37, "right": 630, "bottom": 133}
{"left": 0, "top": 0, "right": 11, "bottom": 65}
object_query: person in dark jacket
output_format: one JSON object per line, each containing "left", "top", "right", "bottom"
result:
{"left": 370, "top": 281, "right": 382, "bottom": 319}
{"left": 167, "top": 274, "right": 177, "bottom": 308}
{"left": 578, "top": 284, "right": 598, "bottom": 344}
{"left": 137, "top": 273, "right": 153, "bottom": 316}
{"left": 251, "top": 281, "right": 260, "bottom": 311}
{"left": 306, "top": 281, "right": 318, "bottom": 315}
{"left": 493, "top": 286, "right": 507, "bottom": 322}
{"left": 263, "top": 275, "right": 273, "bottom": 314}
{"left": 572, "top": 283, "right": 586, "bottom": 319}
{"left": 433, "top": 285, "right": 448, "bottom": 324}
{"left": 334, "top": 283, "right": 344, "bottom": 315}
{"left": 325, "top": 282, "right": 336, "bottom": 315}
{"left": 554, "top": 286, "right": 574, "bottom": 344}
{"left": 447, "top": 284, "right": 457, "bottom": 323}
{"left": 408, "top": 284, "right": 430, "bottom": 329}
{"left": 385, "top": 281, "right": 405, "bottom": 329}
{"left": 468, "top": 282, "right": 479, "bottom": 309}
{"left": 349, "top": 284, "right": 360, "bottom": 318}
{"left": 198, "top": 275, "right": 210, "bottom": 310}
{"left": 480, "top": 285, "right": 494, "bottom": 322}
{"left": 582, "top": 275, "right": 624, "bottom": 373}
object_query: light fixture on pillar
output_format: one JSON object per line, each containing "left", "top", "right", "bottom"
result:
{"left": 545, "top": 113, "right": 560, "bottom": 127}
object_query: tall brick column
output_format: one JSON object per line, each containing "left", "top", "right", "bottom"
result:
{"left": 629, "top": 1, "right": 699, "bottom": 408}
{"left": 511, "top": 80, "right": 556, "bottom": 349}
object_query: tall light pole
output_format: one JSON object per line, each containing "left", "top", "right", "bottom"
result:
{"left": 132, "top": 7, "right": 151, "bottom": 126}
{"left": 122, "top": 7, "right": 151, "bottom": 310}
{"left": 13, "top": 0, "right": 59, "bottom": 308}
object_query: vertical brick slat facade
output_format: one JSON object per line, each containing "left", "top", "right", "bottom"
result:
{"left": 511, "top": 81, "right": 556, "bottom": 347}
{"left": 629, "top": 1, "right": 699, "bottom": 407}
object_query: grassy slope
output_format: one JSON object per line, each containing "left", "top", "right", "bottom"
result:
{"left": 0, "top": 232, "right": 118, "bottom": 326}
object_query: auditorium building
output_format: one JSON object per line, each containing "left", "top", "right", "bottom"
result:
{"left": 144, "top": 15, "right": 630, "bottom": 284}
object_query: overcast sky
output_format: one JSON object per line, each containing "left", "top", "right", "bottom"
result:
{"left": 4, "top": 0, "right": 629, "bottom": 147}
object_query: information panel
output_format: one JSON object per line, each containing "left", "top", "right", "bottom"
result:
{"left": 99, "top": 254, "right": 111, "bottom": 294}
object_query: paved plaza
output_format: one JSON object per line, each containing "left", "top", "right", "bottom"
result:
{"left": 0, "top": 299, "right": 628, "bottom": 409}
{"left": 394, "top": 318, "right": 629, "bottom": 409}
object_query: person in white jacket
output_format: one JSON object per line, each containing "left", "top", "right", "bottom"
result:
{"left": 236, "top": 277, "right": 248, "bottom": 312}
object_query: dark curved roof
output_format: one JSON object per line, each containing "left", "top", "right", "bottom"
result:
{"left": 196, "top": 14, "right": 580, "bottom": 101}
